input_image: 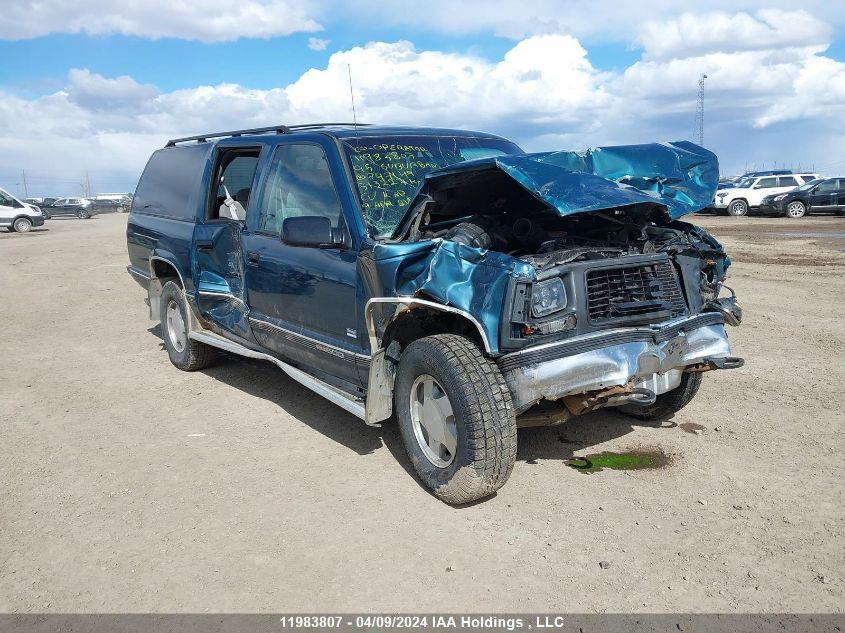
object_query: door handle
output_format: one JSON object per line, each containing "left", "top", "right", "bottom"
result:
{"left": 196, "top": 238, "right": 214, "bottom": 250}
{"left": 247, "top": 251, "right": 261, "bottom": 265}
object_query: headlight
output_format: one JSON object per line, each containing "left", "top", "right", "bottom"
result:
{"left": 531, "top": 278, "right": 567, "bottom": 317}
{"left": 774, "top": 194, "right": 787, "bottom": 201}
{"left": 716, "top": 192, "right": 728, "bottom": 199}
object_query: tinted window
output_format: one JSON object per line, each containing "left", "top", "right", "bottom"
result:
{"left": 218, "top": 155, "right": 259, "bottom": 202}
{"left": 257, "top": 144, "right": 343, "bottom": 235}
{"left": 133, "top": 144, "right": 212, "bottom": 220}
{"left": 778, "top": 176, "right": 798, "bottom": 187}
{"left": 757, "top": 177, "right": 777, "bottom": 188}
{"left": 816, "top": 179, "right": 837, "bottom": 193}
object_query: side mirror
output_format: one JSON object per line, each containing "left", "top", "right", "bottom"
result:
{"left": 752, "top": 184, "right": 762, "bottom": 189}
{"left": 282, "top": 216, "right": 345, "bottom": 248}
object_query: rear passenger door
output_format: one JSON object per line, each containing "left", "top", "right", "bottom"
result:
{"left": 192, "top": 144, "right": 262, "bottom": 343}
{"left": 241, "top": 140, "right": 366, "bottom": 390}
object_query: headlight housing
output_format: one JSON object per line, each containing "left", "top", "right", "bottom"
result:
{"left": 531, "top": 278, "right": 567, "bottom": 317}
{"left": 774, "top": 194, "right": 787, "bottom": 201}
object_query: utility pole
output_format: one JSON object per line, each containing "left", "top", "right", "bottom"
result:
{"left": 21, "top": 170, "right": 28, "bottom": 198}
{"left": 81, "top": 171, "right": 91, "bottom": 197}
{"left": 695, "top": 73, "right": 707, "bottom": 146}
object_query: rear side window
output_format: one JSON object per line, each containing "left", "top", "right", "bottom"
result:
{"left": 778, "top": 176, "right": 798, "bottom": 187}
{"left": 757, "top": 177, "right": 777, "bottom": 188}
{"left": 133, "top": 144, "right": 211, "bottom": 220}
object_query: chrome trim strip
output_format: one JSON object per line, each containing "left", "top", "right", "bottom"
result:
{"left": 189, "top": 330, "right": 366, "bottom": 420}
{"left": 127, "top": 265, "right": 151, "bottom": 280}
{"left": 364, "top": 297, "right": 492, "bottom": 354}
{"left": 250, "top": 317, "right": 371, "bottom": 362}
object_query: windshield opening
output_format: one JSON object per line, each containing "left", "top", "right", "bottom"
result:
{"left": 341, "top": 135, "right": 522, "bottom": 237}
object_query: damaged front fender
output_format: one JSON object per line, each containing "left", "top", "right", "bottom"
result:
{"left": 362, "top": 239, "right": 533, "bottom": 355}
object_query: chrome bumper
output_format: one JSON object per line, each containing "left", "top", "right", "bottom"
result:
{"left": 498, "top": 314, "right": 738, "bottom": 413}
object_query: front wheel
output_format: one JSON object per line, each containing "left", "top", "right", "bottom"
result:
{"left": 395, "top": 334, "right": 517, "bottom": 504}
{"left": 159, "top": 281, "right": 215, "bottom": 371}
{"left": 785, "top": 201, "right": 806, "bottom": 218}
{"left": 13, "top": 217, "right": 33, "bottom": 233}
{"left": 76, "top": 210, "right": 90, "bottom": 219}
{"left": 620, "top": 372, "right": 703, "bottom": 421}
{"left": 728, "top": 200, "right": 748, "bottom": 216}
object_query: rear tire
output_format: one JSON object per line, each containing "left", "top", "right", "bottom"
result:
{"left": 77, "top": 210, "right": 90, "bottom": 219}
{"left": 785, "top": 201, "right": 806, "bottom": 218}
{"left": 620, "top": 372, "right": 703, "bottom": 421}
{"left": 395, "top": 334, "right": 517, "bottom": 504}
{"left": 159, "top": 281, "right": 215, "bottom": 371}
{"left": 728, "top": 199, "right": 748, "bottom": 216}
{"left": 13, "top": 217, "right": 32, "bottom": 233}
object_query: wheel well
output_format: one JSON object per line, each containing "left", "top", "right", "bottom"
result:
{"left": 382, "top": 308, "right": 485, "bottom": 355}
{"left": 150, "top": 259, "right": 182, "bottom": 287}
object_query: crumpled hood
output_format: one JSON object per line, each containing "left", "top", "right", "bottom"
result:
{"left": 393, "top": 141, "right": 718, "bottom": 237}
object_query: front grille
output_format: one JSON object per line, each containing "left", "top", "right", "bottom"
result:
{"left": 586, "top": 262, "right": 686, "bottom": 323}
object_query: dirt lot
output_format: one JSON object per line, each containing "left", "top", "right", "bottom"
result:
{"left": 1, "top": 213, "right": 843, "bottom": 613}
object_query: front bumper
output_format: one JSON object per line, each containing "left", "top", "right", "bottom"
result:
{"left": 31, "top": 215, "right": 45, "bottom": 227}
{"left": 758, "top": 200, "right": 785, "bottom": 213}
{"left": 498, "top": 313, "right": 740, "bottom": 413}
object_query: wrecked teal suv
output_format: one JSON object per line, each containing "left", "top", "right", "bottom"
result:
{"left": 127, "top": 124, "right": 743, "bottom": 504}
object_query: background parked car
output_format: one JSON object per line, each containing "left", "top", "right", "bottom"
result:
{"left": 1, "top": 187, "right": 45, "bottom": 232}
{"left": 713, "top": 173, "right": 819, "bottom": 216}
{"left": 24, "top": 197, "right": 58, "bottom": 219}
{"left": 41, "top": 197, "right": 98, "bottom": 219}
{"left": 90, "top": 193, "right": 132, "bottom": 213}
{"left": 759, "top": 177, "right": 845, "bottom": 218}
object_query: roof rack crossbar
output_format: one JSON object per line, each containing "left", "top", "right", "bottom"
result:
{"left": 165, "top": 122, "right": 371, "bottom": 147}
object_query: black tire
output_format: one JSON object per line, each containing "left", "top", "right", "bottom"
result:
{"left": 395, "top": 334, "right": 517, "bottom": 504}
{"left": 12, "top": 217, "right": 32, "bottom": 233}
{"left": 620, "top": 372, "right": 703, "bottom": 421}
{"left": 77, "top": 210, "right": 90, "bottom": 219}
{"left": 785, "top": 200, "right": 806, "bottom": 218}
{"left": 159, "top": 281, "right": 215, "bottom": 371}
{"left": 727, "top": 199, "right": 748, "bottom": 216}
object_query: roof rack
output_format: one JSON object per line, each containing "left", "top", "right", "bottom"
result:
{"left": 164, "top": 123, "right": 371, "bottom": 147}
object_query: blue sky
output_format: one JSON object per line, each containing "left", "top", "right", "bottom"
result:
{"left": 1, "top": 0, "right": 844, "bottom": 196}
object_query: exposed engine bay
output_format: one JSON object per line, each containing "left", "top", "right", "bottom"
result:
{"left": 410, "top": 204, "right": 735, "bottom": 322}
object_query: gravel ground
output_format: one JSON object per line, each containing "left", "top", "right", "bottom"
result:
{"left": 1, "top": 213, "right": 843, "bottom": 612}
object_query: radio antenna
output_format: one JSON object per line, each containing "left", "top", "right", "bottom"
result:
{"left": 347, "top": 64, "right": 358, "bottom": 130}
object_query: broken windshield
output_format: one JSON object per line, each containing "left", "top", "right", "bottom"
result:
{"left": 341, "top": 135, "right": 522, "bottom": 237}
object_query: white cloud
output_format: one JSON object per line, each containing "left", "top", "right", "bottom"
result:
{"left": 1, "top": 16, "right": 845, "bottom": 195}
{"left": 637, "top": 9, "right": 832, "bottom": 61}
{"left": 2, "top": 0, "right": 322, "bottom": 42}
{"left": 308, "top": 37, "right": 331, "bottom": 51}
